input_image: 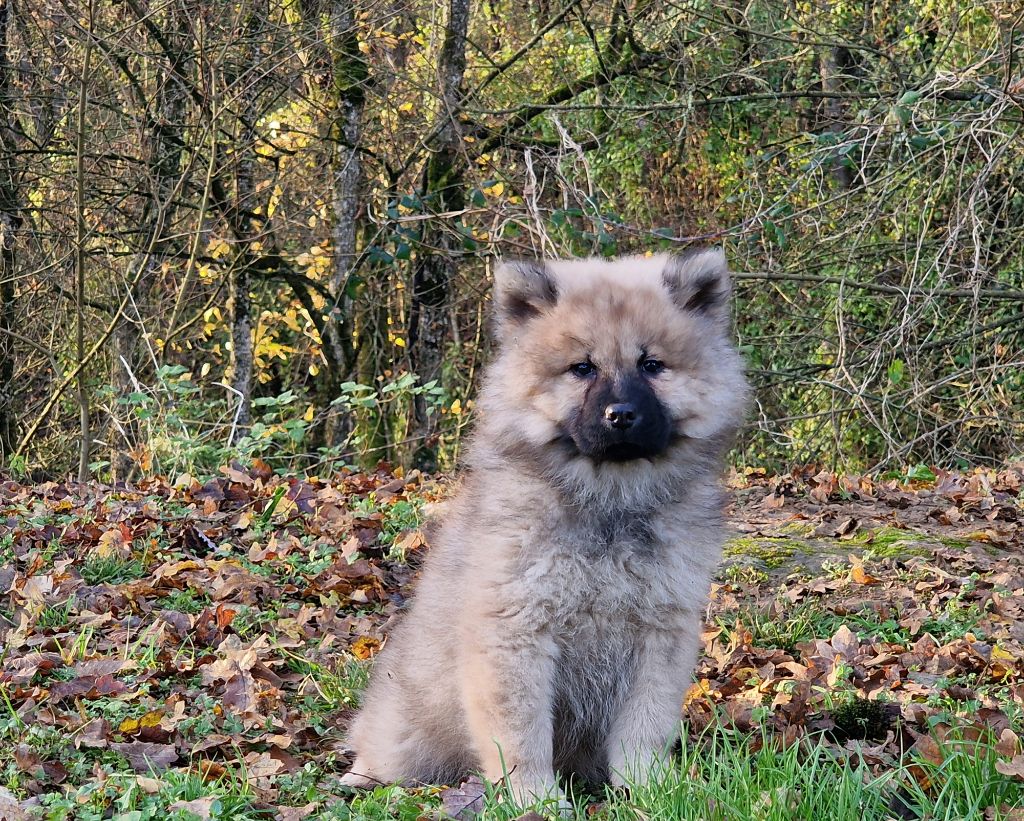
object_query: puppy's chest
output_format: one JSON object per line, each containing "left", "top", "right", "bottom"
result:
{"left": 528, "top": 532, "right": 685, "bottom": 636}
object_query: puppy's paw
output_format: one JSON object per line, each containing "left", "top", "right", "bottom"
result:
{"left": 608, "top": 741, "right": 673, "bottom": 791}
{"left": 502, "top": 775, "right": 572, "bottom": 817}
{"left": 339, "top": 764, "right": 384, "bottom": 790}
{"left": 538, "top": 795, "right": 575, "bottom": 818}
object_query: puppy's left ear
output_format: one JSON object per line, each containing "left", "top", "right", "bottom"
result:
{"left": 492, "top": 258, "right": 558, "bottom": 333}
{"left": 661, "top": 247, "right": 732, "bottom": 322}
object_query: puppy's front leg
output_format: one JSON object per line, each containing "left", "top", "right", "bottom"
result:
{"left": 461, "top": 624, "right": 563, "bottom": 807}
{"left": 606, "top": 628, "right": 697, "bottom": 788}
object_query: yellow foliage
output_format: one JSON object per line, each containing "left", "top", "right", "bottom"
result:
{"left": 209, "top": 239, "right": 231, "bottom": 259}
{"left": 267, "top": 185, "right": 283, "bottom": 217}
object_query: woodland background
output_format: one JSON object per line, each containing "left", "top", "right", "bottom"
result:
{"left": 0, "top": 0, "right": 1022, "bottom": 481}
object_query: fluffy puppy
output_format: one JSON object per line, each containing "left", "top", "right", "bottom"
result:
{"left": 340, "top": 248, "right": 748, "bottom": 806}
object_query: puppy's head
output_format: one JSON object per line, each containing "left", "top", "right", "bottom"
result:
{"left": 481, "top": 249, "right": 748, "bottom": 505}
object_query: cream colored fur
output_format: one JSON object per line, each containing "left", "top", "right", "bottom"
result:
{"left": 340, "top": 250, "right": 748, "bottom": 808}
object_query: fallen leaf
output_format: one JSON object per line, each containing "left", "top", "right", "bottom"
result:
{"left": 0, "top": 787, "right": 31, "bottom": 821}
{"left": 110, "top": 741, "right": 178, "bottom": 772}
{"left": 169, "top": 797, "right": 217, "bottom": 819}
{"left": 441, "top": 775, "right": 487, "bottom": 819}
{"left": 350, "top": 635, "right": 381, "bottom": 660}
{"left": 244, "top": 751, "right": 285, "bottom": 779}
{"left": 996, "top": 755, "right": 1024, "bottom": 780}
{"left": 275, "top": 803, "right": 319, "bottom": 821}
{"left": 135, "top": 776, "right": 166, "bottom": 794}
{"left": 75, "top": 718, "right": 110, "bottom": 749}
{"left": 96, "top": 524, "right": 132, "bottom": 558}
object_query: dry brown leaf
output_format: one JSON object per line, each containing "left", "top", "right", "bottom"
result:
{"left": 110, "top": 741, "right": 178, "bottom": 772}
{"left": 96, "top": 524, "right": 132, "bottom": 558}
{"left": 440, "top": 775, "right": 487, "bottom": 819}
{"left": 135, "top": 776, "right": 165, "bottom": 794}
{"left": 275, "top": 803, "right": 320, "bottom": 821}
{"left": 351, "top": 635, "right": 381, "bottom": 660}
{"left": 169, "top": 797, "right": 217, "bottom": 819}
{"left": 244, "top": 751, "right": 285, "bottom": 779}
{"left": 0, "top": 787, "right": 32, "bottom": 821}
{"left": 995, "top": 755, "right": 1024, "bottom": 780}
{"left": 850, "top": 564, "right": 879, "bottom": 585}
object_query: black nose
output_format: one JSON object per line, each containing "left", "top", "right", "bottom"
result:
{"left": 604, "top": 403, "right": 638, "bottom": 430}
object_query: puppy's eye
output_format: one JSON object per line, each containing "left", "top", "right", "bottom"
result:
{"left": 640, "top": 358, "right": 665, "bottom": 375}
{"left": 569, "top": 362, "right": 596, "bottom": 377}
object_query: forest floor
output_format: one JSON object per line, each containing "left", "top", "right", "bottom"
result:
{"left": 1, "top": 463, "right": 1023, "bottom": 820}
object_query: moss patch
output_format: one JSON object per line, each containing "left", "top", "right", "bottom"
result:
{"left": 778, "top": 521, "right": 817, "bottom": 537}
{"left": 723, "top": 537, "right": 805, "bottom": 569}
{"left": 937, "top": 535, "right": 971, "bottom": 549}
{"left": 847, "top": 527, "right": 935, "bottom": 558}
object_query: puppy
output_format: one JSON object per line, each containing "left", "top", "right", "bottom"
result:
{"left": 340, "top": 249, "right": 748, "bottom": 806}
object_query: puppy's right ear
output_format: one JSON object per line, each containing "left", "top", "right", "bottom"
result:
{"left": 661, "top": 246, "right": 731, "bottom": 323}
{"left": 492, "top": 259, "right": 558, "bottom": 331}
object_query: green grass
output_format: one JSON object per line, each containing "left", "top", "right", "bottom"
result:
{"left": 157, "top": 588, "right": 210, "bottom": 614}
{"left": 612, "top": 729, "right": 893, "bottom": 820}
{"left": 906, "top": 729, "right": 1024, "bottom": 820}
{"left": 81, "top": 553, "right": 147, "bottom": 585}
{"left": 37, "top": 597, "right": 78, "bottom": 630}
{"left": 22, "top": 656, "right": 1015, "bottom": 820}
{"left": 285, "top": 652, "right": 370, "bottom": 710}
{"left": 0, "top": 531, "right": 14, "bottom": 562}
{"left": 231, "top": 604, "right": 275, "bottom": 639}
{"left": 716, "top": 599, "right": 908, "bottom": 653}
{"left": 315, "top": 725, "right": 1024, "bottom": 820}
{"left": 849, "top": 526, "right": 933, "bottom": 558}
{"left": 37, "top": 768, "right": 270, "bottom": 820}
{"left": 349, "top": 493, "right": 425, "bottom": 560}
{"left": 920, "top": 598, "right": 986, "bottom": 641}
{"left": 718, "top": 589, "right": 988, "bottom": 655}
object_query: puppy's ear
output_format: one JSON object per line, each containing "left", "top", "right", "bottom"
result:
{"left": 492, "top": 259, "right": 558, "bottom": 331}
{"left": 661, "top": 247, "right": 731, "bottom": 321}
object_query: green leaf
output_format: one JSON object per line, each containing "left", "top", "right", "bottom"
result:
{"left": 888, "top": 359, "right": 905, "bottom": 385}
{"left": 898, "top": 89, "right": 923, "bottom": 106}
{"left": 904, "top": 464, "right": 936, "bottom": 482}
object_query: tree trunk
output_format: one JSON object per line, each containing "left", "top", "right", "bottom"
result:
{"left": 228, "top": 256, "right": 254, "bottom": 438}
{"left": 111, "top": 2, "right": 189, "bottom": 480}
{"left": 0, "top": 0, "right": 19, "bottom": 461}
{"left": 225, "top": 2, "right": 267, "bottom": 442}
{"left": 352, "top": 271, "right": 389, "bottom": 463}
{"left": 75, "top": 0, "right": 95, "bottom": 483}
{"left": 320, "top": 0, "right": 366, "bottom": 447}
{"left": 819, "top": 44, "right": 853, "bottom": 190}
{"left": 408, "top": 0, "right": 469, "bottom": 471}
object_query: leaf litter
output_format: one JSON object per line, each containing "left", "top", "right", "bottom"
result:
{"left": 0, "top": 460, "right": 1021, "bottom": 818}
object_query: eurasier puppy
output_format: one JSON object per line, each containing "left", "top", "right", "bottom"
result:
{"left": 340, "top": 248, "right": 748, "bottom": 806}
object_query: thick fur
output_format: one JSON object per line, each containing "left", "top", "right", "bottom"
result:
{"left": 340, "top": 249, "right": 748, "bottom": 804}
